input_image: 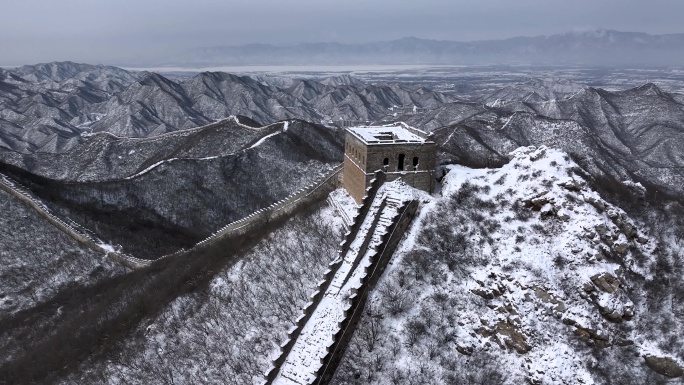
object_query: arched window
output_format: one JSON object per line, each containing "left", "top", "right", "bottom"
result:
{"left": 398, "top": 154, "right": 405, "bottom": 171}
{"left": 413, "top": 156, "right": 419, "bottom": 170}
{"left": 383, "top": 157, "right": 389, "bottom": 166}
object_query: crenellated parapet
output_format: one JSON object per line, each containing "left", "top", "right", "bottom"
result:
{"left": 171, "top": 165, "right": 343, "bottom": 256}
{"left": 0, "top": 164, "right": 343, "bottom": 270}
{"left": 0, "top": 172, "right": 150, "bottom": 269}
{"left": 262, "top": 170, "right": 387, "bottom": 384}
{"left": 314, "top": 199, "right": 419, "bottom": 385}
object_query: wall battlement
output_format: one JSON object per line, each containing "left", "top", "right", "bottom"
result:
{"left": 0, "top": 172, "right": 150, "bottom": 269}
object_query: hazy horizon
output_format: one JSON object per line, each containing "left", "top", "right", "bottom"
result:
{"left": 1, "top": 0, "right": 683, "bottom": 66}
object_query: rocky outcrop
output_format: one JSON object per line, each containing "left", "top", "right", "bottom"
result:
{"left": 583, "top": 272, "right": 634, "bottom": 323}
{"left": 644, "top": 356, "right": 684, "bottom": 378}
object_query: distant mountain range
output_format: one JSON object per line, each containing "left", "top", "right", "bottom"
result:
{"left": 3, "top": 62, "right": 684, "bottom": 206}
{"left": 410, "top": 82, "right": 684, "bottom": 202}
{"left": 166, "top": 30, "right": 684, "bottom": 67}
{"left": 0, "top": 62, "right": 453, "bottom": 154}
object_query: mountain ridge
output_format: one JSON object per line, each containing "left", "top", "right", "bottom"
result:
{"left": 0, "top": 62, "right": 454, "bottom": 154}
{"left": 168, "top": 29, "right": 684, "bottom": 67}
{"left": 417, "top": 82, "right": 684, "bottom": 205}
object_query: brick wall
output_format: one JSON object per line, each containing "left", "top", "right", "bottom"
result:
{"left": 342, "top": 129, "right": 436, "bottom": 203}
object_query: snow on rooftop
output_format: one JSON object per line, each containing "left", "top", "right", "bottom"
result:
{"left": 347, "top": 124, "right": 428, "bottom": 144}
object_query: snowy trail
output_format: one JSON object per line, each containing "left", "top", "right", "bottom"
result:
{"left": 271, "top": 186, "right": 408, "bottom": 385}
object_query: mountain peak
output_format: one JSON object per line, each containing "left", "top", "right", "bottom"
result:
{"left": 320, "top": 74, "right": 364, "bottom": 87}
{"left": 632, "top": 82, "right": 665, "bottom": 96}
{"left": 137, "top": 71, "right": 172, "bottom": 85}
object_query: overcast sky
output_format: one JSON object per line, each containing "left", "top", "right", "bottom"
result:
{"left": 1, "top": 0, "right": 683, "bottom": 65}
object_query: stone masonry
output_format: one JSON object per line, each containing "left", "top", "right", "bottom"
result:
{"left": 343, "top": 124, "right": 436, "bottom": 203}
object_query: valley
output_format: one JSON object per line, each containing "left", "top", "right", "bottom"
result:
{"left": 0, "top": 62, "right": 683, "bottom": 385}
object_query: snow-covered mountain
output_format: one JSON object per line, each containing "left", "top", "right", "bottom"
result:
{"left": 483, "top": 78, "right": 585, "bottom": 106}
{"left": 410, "top": 83, "right": 684, "bottom": 204}
{"left": 0, "top": 62, "right": 453, "bottom": 154}
{"left": 333, "top": 146, "right": 684, "bottom": 384}
{"left": 0, "top": 118, "right": 344, "bottom": 258}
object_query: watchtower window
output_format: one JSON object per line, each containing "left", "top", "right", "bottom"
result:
{"left": 413, "top": 156, "right": 419, "bottom": 169}
{"left": 398, "top": 154, "right": 405, "bottom": 171}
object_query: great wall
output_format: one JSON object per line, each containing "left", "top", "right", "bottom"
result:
{"left": 0, "top": 172, "right": 151, "bottom": 268}
{"left": 0, "top": 164, "right": 343, "bottom": 269}
{"left": 0, "top": 115, "right": 292, "bottom": 268}
{"left": 0, "top": 121, "right": 432, "bottom": 384}
{"left": 1, "top": 164, "right": 422, "bottom": 384}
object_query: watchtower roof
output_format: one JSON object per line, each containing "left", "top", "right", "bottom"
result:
{"left": 347, "top": 124, "right": 430, "bottom": 145}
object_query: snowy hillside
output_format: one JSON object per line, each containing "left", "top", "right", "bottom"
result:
{"left": 0, "top": 188, "right": 125, "bottom": 318}
{"left": 0, "top": 119, "right": 343, "bottom": 258}
{"left": 0, "top": 187, "right": 126, "bottom": 373}
{"left": 426, "top": 83, "right": 684, "bottom": 203}
{"left": 332, "top": 146, "right": 682, "bottom": 384}
{"left": 54, "top": 202, "right": 344, "bottom": 385}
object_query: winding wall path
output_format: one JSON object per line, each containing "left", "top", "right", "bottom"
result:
{"left": 0, "top": 164, "right": 343, "bottom": 269}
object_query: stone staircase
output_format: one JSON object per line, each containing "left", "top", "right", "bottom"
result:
{"left": 264, "top": 179, "right": 420, "bottom": 385}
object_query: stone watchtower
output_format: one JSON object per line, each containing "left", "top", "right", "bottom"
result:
{"left": 342, "top": 124, "right": 436, "bottom": 203}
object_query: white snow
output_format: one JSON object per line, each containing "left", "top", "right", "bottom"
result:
{"left": 124, "top": 159, "right": 171, "bottom": 180}
{"left": 499, "top": 111, "right": 517, "bottom": 130}
{"left": 248, "top": 131, "right": 280, "bottom": 149}
{"left": 326, "top": 188, "right": 358, "bottom": 229}
{"left": 347, "top": 124, "right": 428, "bottom": 144}
{"left": 97, "top": 242, "right": 116, "bottom": 253}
